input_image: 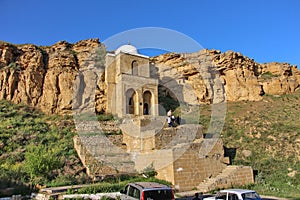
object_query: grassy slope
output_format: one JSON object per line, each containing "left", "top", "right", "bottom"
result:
{"left": 0, "top": 101, "right": 87, "bottom": 196}
{"left": 199, "top": 90, "right": 300, "bottom": 199}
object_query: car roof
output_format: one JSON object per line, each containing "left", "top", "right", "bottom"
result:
{"left": 129, "top": 182, "right": 171, "bottom": 190}
{"left": 219, "top": 189, "right": 257, "bottom": 194}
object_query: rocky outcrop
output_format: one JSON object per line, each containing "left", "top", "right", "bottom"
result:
{"left": 259, "top": 62, "right": 299, "bottom": 95}
{"left": 0, "top": 39, "right": 299, "bottom": 114}
{"left": 152, "top": 49, "right": 299, "bottom": 104}
{"left": 0, "top": 39, "right": 106, "bottom": 114}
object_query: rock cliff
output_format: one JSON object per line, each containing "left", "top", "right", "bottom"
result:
{"left": 0, "top": 39, "right": 299, "bottom": 114}
{"left": 152, "top": 50, "right": 300, "bottom": 104}
{"left": 0, "top": 39, "right": 106, "bottom": 114}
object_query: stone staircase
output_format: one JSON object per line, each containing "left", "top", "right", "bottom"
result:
{"left": 74, "top": 135, "right": 136, "bottom": 178}
{"left": 197, "top": 165, "right": 240, "bottom": 192}
{"left": 98, "top": 120, "right": 121, "bottom": 133}
{"left": 73, "top": 116, "right": 137, "bottom": 178}
{"left": 74, "top": 116, "right": 168, "bottom": 178}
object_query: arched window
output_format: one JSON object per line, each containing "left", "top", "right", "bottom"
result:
{"left": 132, "top": 61, "right": 138, "bottom": 75}
{"left": 143, "top": 91, "right": 152, "bottom": 115}
{"left": 126, "top": 89, "right": 137, "bottom": 114}
{"left": 129, "top": 97, "right": 133, "bottom": 106}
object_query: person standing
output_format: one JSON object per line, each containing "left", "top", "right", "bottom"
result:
{"left": 167, "top": 110, "right": 174, "bottom": 127}
{"left": 167, "top": 116, "right": 173, "bottom": 127}
{"left": 193, "top": 193, "right": 200, "bottom": 200}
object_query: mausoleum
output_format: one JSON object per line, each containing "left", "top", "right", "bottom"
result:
{"left": 105, "top": 44, "right": 159, "bottom": 118}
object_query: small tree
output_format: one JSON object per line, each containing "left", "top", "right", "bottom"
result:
{"left": 142, "top": 163, "right": 157, "bottom": 178}
{"left": 24, "top": 144, "right": 62, "bottom": 186}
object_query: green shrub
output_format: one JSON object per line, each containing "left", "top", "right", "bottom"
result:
{"left": 260, "top": 71, "right": 279, "bottom": 79}
{"left": 97, "top": 114, "right": 115, "bottom": 121}
{"left": 24, "top": 144, "right": 63, "bottom": 184}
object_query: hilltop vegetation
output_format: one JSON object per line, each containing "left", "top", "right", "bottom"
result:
{"left": 0, "top": 90, "right": 299, "bottom": 198}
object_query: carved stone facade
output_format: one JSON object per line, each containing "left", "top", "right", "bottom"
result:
{"left": 105, "top": 45, "right": 159, "bottom": 118}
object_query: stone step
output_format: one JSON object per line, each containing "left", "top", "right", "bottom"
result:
{"left": 99, "top": 120, "right": 120, "bottom": 133}
{"left": 197, "top": 165, "right": 240, "bottom": 192}
{"left": 98, "top": 161, "right": 136, "bottom": 174}
{"left": 94, "top": 154, "right": 134, "bottom": 164}
{"left": 121, "top": 116, "right": 166, "bottom": 133}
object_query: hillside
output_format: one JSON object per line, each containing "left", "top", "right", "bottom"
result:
{"left": 198, "top": 89, "right": 300, "bottom": 199}
{"left": 0, "top": 101, "right": 87, "bottom": 196}
{"left": 0, "top": 90, "right": 299, "bottom": 198}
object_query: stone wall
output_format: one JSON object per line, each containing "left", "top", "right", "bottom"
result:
{"left": 157, "top": 139, "right": 228, "bottom": 191}
{"left": 122, "top": 118, "right": 202, "bottom": 152}
{"left": 197, "top": 165, "right": 254, "bottom": 192}
{"left": 121, "top": 118, "right": 238, "bottom": 191}
{"left": 225, "top": 166, "right": 254, "bottom": 187}
{"left": 156, "top": 142, "right": 254, "bottom": 192}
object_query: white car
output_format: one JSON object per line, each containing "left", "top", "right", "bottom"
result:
{"left": 203, "top": 189, "right": 262, "bottom": 200}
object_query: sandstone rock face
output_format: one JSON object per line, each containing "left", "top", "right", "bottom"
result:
{"left": 0, "top": 39, "right": 299, "bottom": 114}
{"left": 0, "top": 44, "right": 45, "bottom": 106}
{"left": 151, "top": 49, "right": 299, "bottom": 104}
{"left": 0, "top": 39, "right": 106, "bottom": 114}
{"left": 259, "top": 62, "right": 299, "bottom": 95}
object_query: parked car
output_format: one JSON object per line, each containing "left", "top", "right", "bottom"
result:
{"left": 203, "top": 189, "right": 261, "bottom": 200}
{"left": 120, "top": 182, "right": 175, "bottom": 200}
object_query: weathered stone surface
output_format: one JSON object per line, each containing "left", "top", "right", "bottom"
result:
{"left": 259, "top": 62, "right": 299, "bottom": 95}
{"left": 0, "top": 44, "right": 45, "bottom": 106}
{"left": 0, "top": 40, "right": 299, "bottom": 114}
{"left": 0, "top": 39, "right": 105, "bottom": 114}
{"left": 151, "top": 49, "right": 299, "bottom": 104}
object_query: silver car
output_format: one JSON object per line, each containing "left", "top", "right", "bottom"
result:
{"left": 120, "top": 182, "right": 174, "bottom": 200}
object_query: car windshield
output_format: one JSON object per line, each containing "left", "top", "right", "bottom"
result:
{"left": 216, "top": 192, "right": 228, "bottom": 200}
{"left": 144, "top": 189, "right": 173, "bottom": 200}
{"left": 242, "top": 192, "right": 261, "bottom": 200}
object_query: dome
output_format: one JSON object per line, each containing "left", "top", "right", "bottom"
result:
{"left": 115, "top": 44, "right": 138, "bottom": 55}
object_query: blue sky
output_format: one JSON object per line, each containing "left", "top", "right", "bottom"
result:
{"left": 1, "top": 0, "right": 299, "bottom": 67}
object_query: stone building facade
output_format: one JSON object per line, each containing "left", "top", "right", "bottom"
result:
{"left": 105, "top": 44, "right": 159, "bottom": 118}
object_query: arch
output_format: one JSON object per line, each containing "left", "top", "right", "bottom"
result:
{"left": 132, "top": 60, "right": 138, "bottom": 76}
{"left": 126, "top": 89, "right": 137, "bottom": 115}
{"left": 143, "top": 91, "right": 152, "bottom": 115}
